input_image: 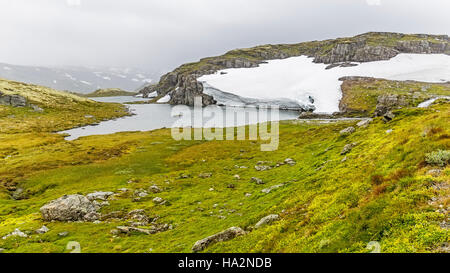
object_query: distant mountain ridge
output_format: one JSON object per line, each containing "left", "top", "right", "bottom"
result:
{"left": 0, "top": 63, "right": 160, "bottom": 94}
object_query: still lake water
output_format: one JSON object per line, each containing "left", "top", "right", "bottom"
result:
{"left": 60, "top": 96, "right": 300, "bottom": 140}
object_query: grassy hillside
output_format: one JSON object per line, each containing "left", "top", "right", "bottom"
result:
{"left": 84, "top": 88, "right": 138, "bottom": 98}
{"left": 0, "top": 78, "right": 129, "bottom": 199}
{"left": 0, "top": 78, "right": 448, "bottom": 253}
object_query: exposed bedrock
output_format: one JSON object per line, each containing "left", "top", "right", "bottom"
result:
{"left": 140, "top": 32, "right": 450, "bottom": 107}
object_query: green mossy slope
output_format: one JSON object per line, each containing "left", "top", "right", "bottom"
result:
{"left": 0, "top": 79, "right": 448, "bottom": 252}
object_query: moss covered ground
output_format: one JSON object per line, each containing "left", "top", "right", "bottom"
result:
{"left": 0, "top": 78, "right": 448, "bottom": 253}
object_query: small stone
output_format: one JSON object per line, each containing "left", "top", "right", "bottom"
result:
{"left": 86, "top": 191, "right": 115, "bottom": 201}
{"left": 357, "top": 118, "right": 373, "bottom": 128}
{"left": 227, "top": 184, "right": 235, "bottom": 189}
{"left": 0, "top": 248, "right": 5, "bottom": 253}
{"left": 340, "top": 127, "right": 356, "bottom": 136}
{"left": 386, "top": 129, "right": 393, "bottom": 134}
{"left": 262, "top": 184, "right": 285, "bottom": 194}
{"left": 284, "top": 158, "right": 296, "bottom": 166}
{"left": 153, "top": 197, "right": 165, "bottom": 204}
{"left": 233, "top": 175, "right": 240, "bottom": 180}
{"left": 149, "top": 185, "right": 163, "bottom": 193}
{"left": 58, "top": 232, "right": 69, "bottom": 237}
{"left": 251, "top": 177, "right": 265, "bottom": 185}
{"left": 199, "top": 173, "right": 213, "bottom": 179}
{"left": 427, "top": 169, "right": 442, "bottom": 177}
{"left": 341, "top": 143, "right": 357, "bottom": 155}
{"left": 134, "top": 189, "right": 148, "bottom": 198}
{"left": 36, "top": 225, "right": 49, "bottom": 234}
{"left": 255, "top": 165, "right": 272, "bottom": 171}
{"left": 2, "top": 228, "right": 28, "bottom": 240}
{"left": 255, "top": 214, "right": 280, "bottom": 229}
{"left": 191, "top": 227, "right": 246, "bottom": 252}
{"left": 245, "top": 193, "right": 252, "bottom": 197}
{"left": 383, "top": 111, "right": 395, "bottom": 122}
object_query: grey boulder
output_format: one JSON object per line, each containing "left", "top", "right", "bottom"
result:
{"left": 192, "top": 227, "right": 246, "bottom": 252}
{"left": 40, "top": 194, "right": 100, "bottom": 222}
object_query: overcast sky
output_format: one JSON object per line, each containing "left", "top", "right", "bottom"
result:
{"left": 1, "top": 0, "right": 449, "bottom": 73}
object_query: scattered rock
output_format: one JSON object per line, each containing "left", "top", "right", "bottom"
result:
{"left": 341, "top": 143, "right": 357, "bottom": 155}
{"left": 40, "top": 194, "right": 99, "bottom": 222}
{"left": 31, "top": 104, "right": 44, "bottom": 112}
{"left": 284, "top": 158, "right": 296, "bottom": 166}
{"left": 153, "top": 197, "right": 166, "bottom": 205}
{"left": 255, "top": 214, "right": 280, "bottom": 229}
{"left": 126, "top": 209, "right": 150, "bottom": 226}
{"left": 36, "top": 225, "right": 49, "bottom": 234}
{"left": 357, "top": 118, "right": 372, "bottom": 128}
{"left": 255, "top": 165, "right": 272, "bottom": 171}
{"left": 245, "top": 193, "right": 252, "bottom": 197}
{"left": 386, "top": 129, "right": 393, "bottom": 134}
{"left": 148, "top": 185, "right": 163, "bottom": 193}
{"left": 340, "top": 127, "right": 356, "bottom": 136}
{"left": 435, "top": 243, "right": 450, "bottom": 253}
{"left": 192, "top": 227, "right": 246, "bottom": 252}
{"left": 233, "top": 175, "right": 241, "bottom": 180}
{"left": 2, "top": 228, "right": 28, "bottom": 240}
{"left": 227, "top": 184, "right": 236, "bottom": 189}
{"left": 86, "top": 191, "right": 114, "bottom": 201}
{"left": 427, "top": 169, "right": 442, "bottom": 177}
{"left": 198, "top": 173, "right": 213, "bottom": 179}
{"left": 0, "top": 248, "right": 5, "bottom": 253}
{"left": 383, "top": 111, "right": 396, "bottom": 122}
{"left": 251, "top": 177, "right": 265, "bottom": 185}
{"left": 262, "top": 184, "right": 285, "bottom": 194}
{"left": 115, "top": 224, "right": 171, "bottom": 236}
{"left": 118, "top": 188, "right": 129, "bottom": 192}
{"left": 179, "top": 174, "right": 191, "bottom": 179}
{"left": 209, "top": 188, "right": 215, "bottom": 192}
{"left": 58, "top": 232, "right": 69, "bottom": 237}
{"left": 134, "top": 189, "right": 148, "bottom": 198}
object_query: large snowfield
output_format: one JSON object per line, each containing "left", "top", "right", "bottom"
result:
{"left": 198, "top": 54, "right": 450, "bottom": 113}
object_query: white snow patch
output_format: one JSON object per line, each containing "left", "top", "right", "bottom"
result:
{"left": 198, "top": 54, "right": 450, "bottom": 113}
{"left": 3, "top": 66, "right": 12, "bottom": 71}
{"left": 142, "top": 79, "right": 152, "bottom": 83}
{"left": 157, "top": 95, "right": 170, "bottom": 103}
{"left": 102, "top": 76, "right": 111, "bottom": 80}
{"left": 147, "top": 91, "right": 158, "bottom": 98}
{"left": 132, "top": 78, "right": 140, "bottom": 82}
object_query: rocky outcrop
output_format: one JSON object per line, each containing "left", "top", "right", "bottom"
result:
{"left": 374, "top": 94, "right": 409, "bottom": 116}
{"left": 140, "top": 32, "right": 450, "bottom": 107}
{"left": 0, "top": 92, "right": 27, "bottom": 107}
{"left": 192, "top": 227, "right": 246, "bottom": 252}
{"left": 40, "top": 194, "right": 100, "bottom": 222}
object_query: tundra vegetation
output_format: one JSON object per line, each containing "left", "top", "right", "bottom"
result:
{"left": 0, "top": 72, "right": 449, "bottom": 253}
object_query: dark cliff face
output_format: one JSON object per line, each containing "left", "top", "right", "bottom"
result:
{"left": 140, "top": 32, "right": 450, "bottom": 107}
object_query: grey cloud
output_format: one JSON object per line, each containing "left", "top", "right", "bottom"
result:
{"left": 0, "top": 0, "right": 449, "bottom": 74}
